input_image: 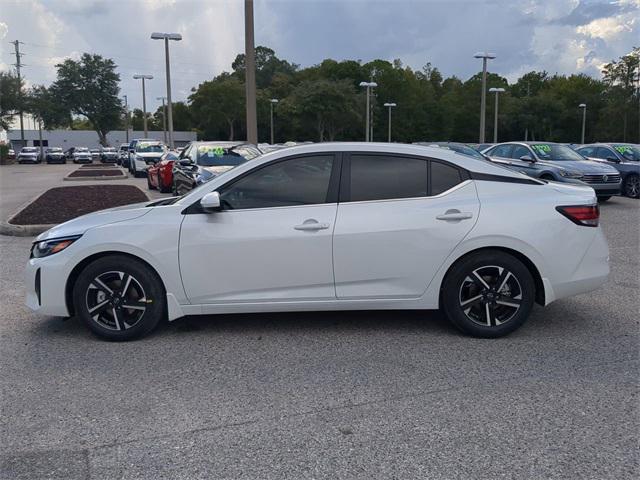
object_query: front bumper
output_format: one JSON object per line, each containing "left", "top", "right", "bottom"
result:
{"left": 25, "top": 256, "right": 71, "bottom": 317}
{"left": 585, "top": 182, "right": 621, "bottom": 196}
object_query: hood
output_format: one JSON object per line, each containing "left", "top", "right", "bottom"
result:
{"left": 202, "top": 165, "right": 235, "bottom": 175}
{"left": 536, "top": 159, "right": 618, "bottom": 174}
{"left": 36, "top": 201, "right": 153, "bottom": 242}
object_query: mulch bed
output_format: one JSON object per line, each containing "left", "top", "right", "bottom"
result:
{"left": 68, "top": 169, "right": 124, "bottom": 177}
{"left": 10, "top": 185, "right": 148, "bottom": 225}
{"left": 80, "top": 164, "right": 119, "bottom": 168}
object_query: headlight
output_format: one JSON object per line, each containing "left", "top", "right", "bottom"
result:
{"left": 559, "top": 170, "right": 583, "bottom": 179}
{"left": 30, "top": 235, "right": 81, "bottom": 259}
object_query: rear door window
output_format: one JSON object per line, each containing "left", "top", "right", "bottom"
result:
{"left": 349, "top": 155, "right": 428, "bottom": 202}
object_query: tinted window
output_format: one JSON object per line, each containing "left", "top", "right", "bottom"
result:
{"left": 220, "top": 155, "right": 333, "bottom": 210}
{"left": 596, "top": 147, "right": 613, "bottom": 159}
{"left": 489, "top": 144, "right": 512, "bottom": 158}
{"left": 350, "top": 155, "right": 427, "bottom": 202}
{"left": 511, "top": 145, "right": 531, "bottom": 159}
{"left": 578, "top": 147, "right": 595, "bottom": 157}
{"left": 431, "top": 161, "right": 463, "bottom": 195}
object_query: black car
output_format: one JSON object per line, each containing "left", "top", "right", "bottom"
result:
{"left": 172, "top": 142, "right": 262, "bottom": 196}
{"left": 45, "top": 147, "right": 65, "bottom": 164}
{"left": 576, "top": 143, "right": 640, "bottom": 199}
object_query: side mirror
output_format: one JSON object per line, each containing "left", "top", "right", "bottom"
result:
{"left": 519, "top": 155, "right": 535, "bottom": 162}
{"left": 129, "top": 149, "right": 135, "bottom": 153}
{"left": 179, "top": 159, "right": 193, "bottom": 167}
{"left": 200, "top": 191, "right": 221, "bottom": 212}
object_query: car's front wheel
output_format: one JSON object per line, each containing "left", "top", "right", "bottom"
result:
{"left": 441, "top": 250, "right": 535, "bottom": 338}
{"left": 73, "top": 255, "right": 165, "bottom": 341}
{"left": 623, "top": 174, "right": 639, "bottom": 199}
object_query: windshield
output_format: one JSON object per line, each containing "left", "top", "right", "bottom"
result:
{"left": 442, "top": 143, "right": 486, "bottom": 160}
{"left": 196, "top": 145, "right": 258, "bottom": 167}
{"left": 103, "top": 148, "right": 116, "bottom": 152}
{"left": 136, "top": 142, "right": 164, "bottom": 153}
{"left": 530, "top": 144, "right": 584, "bottom": 161}
{"left": 47, "top": 148, "right": 62, "bottom": 153}
{"left": 612, "top": 144, "right": 640, "bottom": 161}
{"left": 76, "top": 148, "right": 89, "bottom": 152}
{"left": 21, "top": 148, "right": 37, "bottom": 153}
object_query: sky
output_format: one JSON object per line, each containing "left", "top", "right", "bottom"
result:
{"left": 0, "top": 0, "right": 638, "bottom": 115}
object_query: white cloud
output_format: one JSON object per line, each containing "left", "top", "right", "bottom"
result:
{"left": 577, "top": 15, "right": 635, "bottom": 39}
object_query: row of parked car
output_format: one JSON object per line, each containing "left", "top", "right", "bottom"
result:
{"left": 16, "top": 146, "right": 121, "bottom": 164}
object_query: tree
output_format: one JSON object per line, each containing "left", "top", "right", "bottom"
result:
{"left": 189, "top": 76, "right": 245, "bottom": 140}
{"left": 48, "top": 53, "right": 123, "bottom": 146}
{"left": 25, "top": 85, "right": 70, "bottom": 130}
{"left": 232, "top": 46, "right": 298, "bottom": 88}
{"left": 0, "top": 72, "right": 23, "bottom": 130}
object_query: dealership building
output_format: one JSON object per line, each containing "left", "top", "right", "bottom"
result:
{"left": 5, "top": 129, "right": 197, "bottom": 150}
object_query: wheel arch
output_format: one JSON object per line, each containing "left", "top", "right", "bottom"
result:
{"left": 65, "top": 250, "right": 167, "bottom": 316}
{"left": 440, "top": 246, "right": 545, "bottom": 306}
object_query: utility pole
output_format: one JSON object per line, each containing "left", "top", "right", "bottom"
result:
{"left": 474, "top": 52, "right": 496, "bottom": 143}
{"left": 11, "top": 40, "right": 25, "bottom": 145}
{"left": 133, "top": 75, "right": 153, "bottom": 138}
{"left": 269, "top": 98, "right": 279, "bottom": 144}
{"left": 524, "top": 81, "right": 530, "bottom": 141}
{"left": 244, "top": 0, "right": 258, "bottom": 144}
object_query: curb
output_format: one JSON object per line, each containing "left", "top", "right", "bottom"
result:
{"left": 63, "top": 171, "right": 128, "bottom": 181}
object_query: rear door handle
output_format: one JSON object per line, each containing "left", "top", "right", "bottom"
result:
{"left": 294, "top": 220, "right": 330, "bottom": 231}
{"left": 436, "top": 210, "right": 473, "bottom": 221}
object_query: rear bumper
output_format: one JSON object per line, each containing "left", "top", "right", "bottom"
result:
{"left": 545, "top": 227, "right": 609, "bottom": 304}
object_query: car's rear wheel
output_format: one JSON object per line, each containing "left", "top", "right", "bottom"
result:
{"left": 73, "top": 255, "right": 165, "bottom": 341}
{"left": 623, "top": 174, "right": 639, "bottom": 199}
{"left": 441, "top": 251, "right": 535, "bottom": 338}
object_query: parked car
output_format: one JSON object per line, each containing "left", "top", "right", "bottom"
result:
{"left": 483, "top": 142, "right": 621, "bottom": 200}
{"left": 172, "top": 142, "right": 261, "bottom": 196}
{"left": 126, "top": 139, "right": 148, "bottom": 173}
{"left": 147, "top": 151, "right": 179, "bottom": 193}
{"left": 67, "top": 147, "right": 93, "bottom": 164}
{"left": 90, "top": 148, "right": 101, "bottom": 162}
{"left": 45, "top": 147, "right": 66, "bottom": 164}
{"left": 118, "top": 143, "right": 130, "bottom": 167}
{"left": 575, "top": 143, "right": 640, "bottom": 199}
{"left": 414, "top": 142, "right": 490, "bottom": 161}
{"left": 17, "top": 147, "right": 41, "bottom": 164}
{"left": 7, "top": 148, "right": 16, "bottom": 160}
{"left": 100, "top": 147, "right": 119, "bottom": 163}
{"left": 129, "top": 140, "right": 166, "bottom": 177}
{"left": 25, "top": 143, "right": 609, "bottom": 341}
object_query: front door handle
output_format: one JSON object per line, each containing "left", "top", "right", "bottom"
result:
{"left": 436, "top": 209, "right": 473, "bottom": 221}
{"left": 294, "top": 219, "right": 330, "bottom": 231}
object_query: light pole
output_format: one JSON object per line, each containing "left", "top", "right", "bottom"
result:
{"left": 359, "top": 81, "right": 377, "bottom": 142}
{"left": 133, "top": 74, "right": 153, "bottom": 138}
{"left": 578, "top": 104, "right": 587, "bottom": 144}
{"left": 123, "top": 94, "right": 129, "bottom": 143}
{"left": 151, "top": 32, "right": 181, "bottom": 149}
{"left": 474, "top": 52, "right": 496, "bottom": 143}
{"left": 157, "top": 96, "right": 167, "bottom": 144}
{"left": 244, "top": 0, "right": 258, "bottom": 144}
{"left": 269, "top": 99, "right": 279, "bottom": 144}
{"left": 383, "top": 102, "right": 396, "bottom": 142}
{"left": 488, "top": 88, "right": 505, "bottom": 143}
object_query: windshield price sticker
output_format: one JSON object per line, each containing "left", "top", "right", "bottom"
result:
{"left": 614, "top": 146, "right": 632, "bottom": 154}
{"left": 533, "top": 144, "right": 551, "bottom": 154}
{"left": 199, "top": 146, "right": 226, "bottom": 157}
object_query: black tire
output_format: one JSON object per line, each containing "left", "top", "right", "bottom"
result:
{"left": 623, "top": 174, "right": 639, "bottom": 199}
{"left": 73, "top": 255, "right": 165, "bottom": 341}
{"left": 598, "top": 196, "right": 611, "bottom": 202}
{"left": 159, "top": 178, "right": 172, "bottom": 193}
{"left": 441, "top": 250, "right": 535, "bottom": 338}
{"left": 540, "top": 174, "right": 554, "bottom": 181}
{"left": 147, "top": 174, "right": 155, "bottom": 190}
{"left": 172, "top": 180, "right": 179, "bottom": 196}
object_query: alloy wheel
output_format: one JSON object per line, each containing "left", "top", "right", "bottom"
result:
{"left": 85, "top": 271, "right": 148, "bottom": 331}
{"left": 458, "top": 265, "right": 523, "bottom": 327}
{"left": 625, "top": 175, "right": 639, "bottom": 198}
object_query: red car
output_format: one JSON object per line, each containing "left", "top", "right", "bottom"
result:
{"left": 147, "top": 151, "right": 179, "bottom": 193}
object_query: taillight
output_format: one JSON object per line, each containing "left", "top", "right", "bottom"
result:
{"left": 556, "top": 205, "right": 599, "bottom": 227}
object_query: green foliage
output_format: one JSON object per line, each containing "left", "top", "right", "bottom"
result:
{"left": 48, "top": 53, "right": 122, "bottom": 145}
{"left": 0, "top": 72, "right": 23, "bottom": 130}
{"left": 189, "top": 76, "right": 245, "bottom": 140}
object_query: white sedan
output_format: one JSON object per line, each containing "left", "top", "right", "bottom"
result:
{"left": 25, "top": 143, "right": 609, "bottom": 340}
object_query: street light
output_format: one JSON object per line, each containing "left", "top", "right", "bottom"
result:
{"left": 488, "top": 88, "right": 505, "bottom": 143}
{"left": 474, "top": 51, "right": 496, "bottom": 143}
{"left": 151, "top": 32, "right": 182, "bottom": 149}
{"left": 269, "top": 99, "right": 279, "bottom": 145}
{"left": 578, "top": 103, "right": 587, "bottom": 144}
{"left": 359, "top": 81, "right": 377, "bottom": 142}
{"left": 133, "top": 74, "right": 153, "bottom": 138}
{"left": 157, "top": 96, "right": 167, "bottom": 144}
{"left": 123, "top": 94, "right": 129, "bottom": 143}
{"left": 383, "top": 102, "right": 396, "bottom": 142}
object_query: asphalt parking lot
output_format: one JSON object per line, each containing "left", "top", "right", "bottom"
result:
{"left": 0, "top": 167, "right": 638, "bottom": 478}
